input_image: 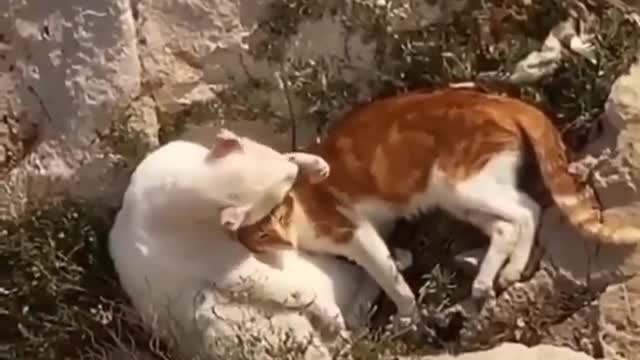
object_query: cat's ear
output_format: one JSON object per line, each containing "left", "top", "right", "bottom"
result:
{"left": 220, "top": 205, "right": 250, "bottom": 231}
{"left": 209, "top": 129, "right": 243, "bottom": 159}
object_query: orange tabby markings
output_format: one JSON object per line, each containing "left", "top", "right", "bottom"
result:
{"left": 234, "top": 85, "right": 640, "bottom": 324}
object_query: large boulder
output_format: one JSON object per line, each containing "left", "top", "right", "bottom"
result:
{"left": 0, "top": 0, "right": 141, "bottom": 216}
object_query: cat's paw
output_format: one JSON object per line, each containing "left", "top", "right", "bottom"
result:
{"left": 307, "top": 301, "right": 346, "bottom": 340}
{"left": 286, "top": 153, "right": 330, "bottom": 183}
{"left": 471, "top": 278, "right": 495, "bottom": 301}
{"left": 305, "top": 156, "right": 330, "bottom": 184}
{"left": 496, "top": 264, "right": 523, "bottom": 290}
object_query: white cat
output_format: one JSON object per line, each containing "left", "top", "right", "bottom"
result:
{"left": 108, "top": 130, "right": 380, "bottom": 359}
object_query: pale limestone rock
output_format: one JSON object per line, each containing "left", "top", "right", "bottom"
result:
{"left": 410, "top": 343, "right": 594, "bottom": 360}
{"left": 134, "top": 0, "right": 318, "bottom": 150}
{"left": 0, "top": 0, "right": 141, "bottom": 216}
{"left": 573, "top": 59, "right": 640, "bottom": 360}
{"left": 599, "top": 275, "right": 640, "bottom": 360}
{"left": 132, "top": 0, "right": 381, "bottom": 153}
{"left": 533, "top": 58, "right": 640, "bottom": 359}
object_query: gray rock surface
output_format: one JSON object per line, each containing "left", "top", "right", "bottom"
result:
{"left": 415, "top": 343, "right": 594, "bottom": 360}
{"left": 544, "top": 58, "right": 640, "bottom": 360}
{"left": 0, "top": 0, "right": 141, "bottom": 214}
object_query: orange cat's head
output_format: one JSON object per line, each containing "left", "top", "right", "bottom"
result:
{"left": 235, "top": 194, "right": 297, "bottom": 254}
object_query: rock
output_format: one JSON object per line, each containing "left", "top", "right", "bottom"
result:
{"left": 599, "top": 275, "right": 640, "bottom": 360}
{"left": 409, "top": 342, "right": 595, "bottom": 360}
{"left": 589, "top": 63, "right": 640, "bottom": 359}
{"left": 554, "top": 56, "right": 640, "bottom": 360}
{"left": 133, "top": 0, "right": 366, "bottom": 151}
{"left": 0, "top": 0, "right": 141, "bottom": 217}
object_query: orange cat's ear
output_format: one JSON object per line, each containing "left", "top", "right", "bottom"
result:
{"left": 220, "top": 205, "right": 250, "bottom": 231}
{"left": 209, "top": 129, "right": 243, "bottom": 159}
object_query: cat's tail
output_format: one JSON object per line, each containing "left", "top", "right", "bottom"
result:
{"left": 516, "top": 113, "right": 640, "bottom": 245}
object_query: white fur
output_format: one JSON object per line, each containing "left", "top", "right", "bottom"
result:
{"left": 108, "top": 139, "right": 380, "bottom": 359}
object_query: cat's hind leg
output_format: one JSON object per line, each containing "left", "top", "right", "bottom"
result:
{"left": 451, "top": 179, "right": 540, "bottom": 299}
{"left": 463, "top": 212, "right": 519, "bottom": 298}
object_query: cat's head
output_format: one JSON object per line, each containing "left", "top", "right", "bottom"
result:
{"left": 234, "top": 193, "right": 297, "bottom": 253}
{"left": 206, "top": 128, "right": 300, "bottom": 230}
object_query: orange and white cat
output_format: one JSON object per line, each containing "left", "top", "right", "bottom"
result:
{"left": 231, "top": 85, "right": 640, "bottom": 324}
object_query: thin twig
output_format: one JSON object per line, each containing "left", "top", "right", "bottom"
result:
{"left": 27, "top": 85, "right": 53, "bottom": 123}
{"left": 621, "top": 283, "right": 635, "bottom": 325}
{"left": 277, "top": 69, "right": 298, "bottom": 151}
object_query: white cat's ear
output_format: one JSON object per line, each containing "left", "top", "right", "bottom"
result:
{"left": 209, "top": 129, "right": 243, "bottom": 159}
{"left": 220, "top": 205, "right": 250, "bottom": 231}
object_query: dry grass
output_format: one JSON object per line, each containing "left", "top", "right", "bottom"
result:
{"left": 0, "top": 201, "right": 171, "bottom": 360}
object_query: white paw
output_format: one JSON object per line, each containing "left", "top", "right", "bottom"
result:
{"left": 287, "top": 154, "right": 330, "bottom": 183}
{"left": 497, "top": 264, "right": 523, "bottom": 290}
{"left": 306, "top": 157, "right": 330, "bottom": 183}
{"left": 471, "top": 278, "right": 495, "bottom": 300}
{"left": 392, "top": 248, "right": 413, "bottom": 271}
{"left": 308, "top": 302, "right": 346, "bottom": 339}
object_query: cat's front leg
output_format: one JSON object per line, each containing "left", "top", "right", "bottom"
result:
{"left": 284, "top": 152, "right": 330, "bottom": 184}
{"left": 345, "top": 247, "right": 411, "bottom": 329}
{"left": 337, "top": 219, "right": 419, "bottom": 325}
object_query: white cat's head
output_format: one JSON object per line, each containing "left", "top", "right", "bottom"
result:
{"left": 204, "top": 129, "right": 299, "bottom": 231}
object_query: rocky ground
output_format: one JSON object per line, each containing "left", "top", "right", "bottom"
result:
{"left": 2, "top": 0, "right": 640, "bottom": 359}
